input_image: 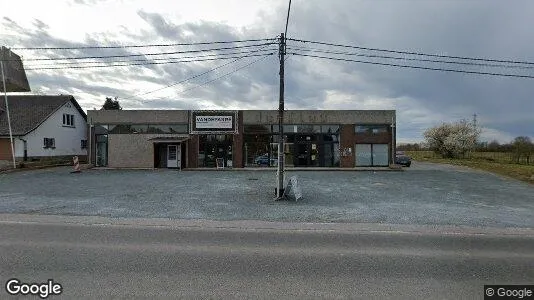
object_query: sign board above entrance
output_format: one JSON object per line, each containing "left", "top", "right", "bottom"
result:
{"left": 196, "top": 116, "right": 232, "bottom": 129}
{"left": 190, "top": 110, "right": 238, "bottom": 134}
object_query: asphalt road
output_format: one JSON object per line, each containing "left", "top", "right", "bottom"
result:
{"left": 1, "top": 216, "right": 533, "bottom": 299}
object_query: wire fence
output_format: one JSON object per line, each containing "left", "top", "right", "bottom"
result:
{"left": 406, "top": 151, "right": 534, "bottom": 165}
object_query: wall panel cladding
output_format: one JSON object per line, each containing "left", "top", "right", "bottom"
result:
{"left": 242, "top": 110, "right": 395, "bottom": 125}
{"left": 108, "top": 134, "right": 187, "bottom": 168}
{"left": 88, "top": 110, "right": 189, "bottom": 124}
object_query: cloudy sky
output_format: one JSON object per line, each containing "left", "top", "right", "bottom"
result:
{"left": 2, "top": 0, "right": 533, "bottom": 143}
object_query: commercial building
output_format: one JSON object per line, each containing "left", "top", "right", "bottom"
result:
{"left": 86, "top": 110, "right": 396, "bottom": 169}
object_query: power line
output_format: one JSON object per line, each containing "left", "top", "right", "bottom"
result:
{"left": 287, "top": 38, "right": 534, "bottom": 66}
{"left": 125, "top": 45, "right": 277, "bottom": 99}
{"left": 18, "top": 42, "right": 276, "bottom": 61}
{"left": 288, "top": 52, "right": 534, "bottom": 79}
{"left": 25, "top": 53, "right": 274, "bottom": 70}
{"left": 11, "top": 38, "right": 276, "bottom": 50}
{"left": 286, "top": 46, "right": 534, "bottom": 70}
{"left": 24, "top": 48, "right": 277, "bottom": 68}
{"left": 168, "top": 54, "right": 273, "bottom": 96}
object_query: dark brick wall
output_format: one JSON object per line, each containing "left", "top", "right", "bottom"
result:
{"left": 187, "top": 135, "right": 199, "bottom": 168}
{"left": 339, "top": 125, "right": 356, "bottom": 168}
{"left": 340, "top": 125, "right": 394, "bottom": 167}
{"left": 233, "top": 111, "right": 244, "bottom": 168}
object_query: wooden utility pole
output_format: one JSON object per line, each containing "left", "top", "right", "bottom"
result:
{"left": 276, "top": 33, "right": 286, "bottom": 199}
{"left": 1, "top": 49, "right": 16, "bottom": 169}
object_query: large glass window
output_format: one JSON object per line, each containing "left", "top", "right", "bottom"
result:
{"left": 244, "top": 134, "right": 273, "bottom": 167}
{"left": 244, "top": 124, "right": 340, "bottom": 167}
{"left": 355, "top": 125, "right": 389, "bottom": 134}
{"left": 244, "top": 125, "right": 271, "bottom": 133}
{"left": 198, "top": 135, "right": 233, "bottom": 168}
{"left": 147, "top": 124, "right": 188, "bottom": 134}
{"left": 102, "top": 124, "right": 187, "bottom": 134}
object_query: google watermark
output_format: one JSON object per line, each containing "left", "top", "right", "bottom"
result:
{"left": 485, "top": 285, "right": 533, "bottom": 299}
{"left": 5, "top": 278, "right": 62, "bottom": 299}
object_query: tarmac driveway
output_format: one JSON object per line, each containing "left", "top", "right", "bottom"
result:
{"left": 0, "top": 162, "right": 533, "bottom": 228}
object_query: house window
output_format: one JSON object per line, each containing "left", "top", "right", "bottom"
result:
{"left": 63, "top": 114, "right": 75, "bottom": 127}
{"left": 81, "top": 140, "right": 88, "bottom": 149}
{"left": 43, "top": 138, "right": 56, "bottom": 149}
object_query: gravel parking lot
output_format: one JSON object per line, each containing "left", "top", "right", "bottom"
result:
{"left": 0, "top": 162, "right": 533, "bottom": 228}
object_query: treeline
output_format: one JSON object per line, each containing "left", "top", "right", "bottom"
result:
{"left": 398, "top": 120, "right": 533, "bottom": 165}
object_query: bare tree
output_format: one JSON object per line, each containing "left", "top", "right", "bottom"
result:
{"left": 512, "top": 136, "right": 532, "bottom": 164}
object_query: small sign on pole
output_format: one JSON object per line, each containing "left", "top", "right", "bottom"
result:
{"left": 71, "top": 156, "right": 81, "bottom": 173}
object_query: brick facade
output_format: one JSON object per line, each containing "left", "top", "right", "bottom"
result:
{"left": 87, "top": 110, "right": 396, "bottom": 169}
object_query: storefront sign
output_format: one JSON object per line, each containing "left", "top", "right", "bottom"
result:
{"left": 190, "top": 111, "right": 238, "bottom": 134}
{"left": 195, "top": 116, "right": 233, "bottom": 129}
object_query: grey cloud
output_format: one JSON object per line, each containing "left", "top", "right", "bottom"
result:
{"left": 3, "top": 0, "right": 533, "bottom": 143}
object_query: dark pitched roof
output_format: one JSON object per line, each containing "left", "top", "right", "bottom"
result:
{"left": 0, "top": 95, "right": 87, "bottom": 136}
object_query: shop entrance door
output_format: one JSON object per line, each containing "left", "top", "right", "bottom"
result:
{"left": 95, "top": 134, "right": 108, "bottom": 167}
{"left": 167, "top": 145, "right": 180, "bottom": 168}
{"left": 295, "top": 143, "right": 310, "bottom": 166}
{"left": 294, "top": 142, "right": 319, "bottom": 167}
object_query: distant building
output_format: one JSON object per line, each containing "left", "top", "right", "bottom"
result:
{"left": 0, "top": 95, "right": 87, "bottom": 161}
{"left": 87, "top": 109, "right": 396, "bottom": 169}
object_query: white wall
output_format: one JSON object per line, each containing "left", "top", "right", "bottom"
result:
{"left": 17, "top": 100, "right": 87, "bottom": 158}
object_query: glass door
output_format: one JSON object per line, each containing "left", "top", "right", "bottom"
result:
{"left": 95, "top": 135, "right": 108, "bottom": 167}
{"left": 167, "top": 145, "right": 178, "bottom": 168}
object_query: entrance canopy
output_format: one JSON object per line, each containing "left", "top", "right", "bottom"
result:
{"left": 148, "top": 136, "right": 190, "bottom": 143}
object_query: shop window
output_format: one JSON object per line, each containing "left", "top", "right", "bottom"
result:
{"left": 130, "top": 125, "right": 147, "bottom": 133}
{"left": 355, "top": 125, "right": 389, "bottom": 134}
{"left": 321, "top": 125, "right": 340, "bottom": 134}
{"left": 244, "top": 134, "right": 273, "bottom": 167}
{"left": 244, "top": 125, "right": 271, "bottom": 133}
{"left": 147, "top": 124, "right": 188, "bottom": 134}
{"left": 198, "top": 135, "right": 233, "bottom": 168}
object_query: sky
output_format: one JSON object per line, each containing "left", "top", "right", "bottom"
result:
{"left": 1, "top": 0, "right": 533, "bottom": 144}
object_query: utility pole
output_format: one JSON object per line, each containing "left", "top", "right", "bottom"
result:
{"left": 276, "top": 33, "right": 286, "bottom": 199}
{"left": 473, "top": 113, "right": 477, "bottom": 129}
{"left": 1, "top": 49, "right": 16, "bottom": 169}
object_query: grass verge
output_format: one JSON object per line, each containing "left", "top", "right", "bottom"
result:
{"left": 406, "top": 151, "right": 534, "bottom": 185}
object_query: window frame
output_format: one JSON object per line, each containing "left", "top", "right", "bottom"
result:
{"left": 62, "top": 113, "right": 75, "bottom": 127}
{"left": 43, "top": 138, "right": 56, "bottom": 149}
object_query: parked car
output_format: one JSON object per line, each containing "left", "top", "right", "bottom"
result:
{"left": 254, "top": 155, "right": 277, "bottom": 166}
{"left": 395, "top": 152, "right": 412, "bottom": 167}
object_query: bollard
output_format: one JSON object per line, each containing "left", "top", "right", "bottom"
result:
{"left": 71, "top": 156, "right": 81, "bottom": 173}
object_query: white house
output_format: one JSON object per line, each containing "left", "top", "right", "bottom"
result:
{"left": 0, "top": 95, "right": 87, "bottom": 162}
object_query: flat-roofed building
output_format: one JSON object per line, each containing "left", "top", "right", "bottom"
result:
{"left": 87, "top": 109, "right": 396, "bottom": 169}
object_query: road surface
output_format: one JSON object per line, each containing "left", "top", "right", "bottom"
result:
{"left": 0, "top": 216, "right": 533, "bottom": 299}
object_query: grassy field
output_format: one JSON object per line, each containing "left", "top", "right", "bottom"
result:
{"left": 406, "top": 151, "right": 534, "bottom": 184}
